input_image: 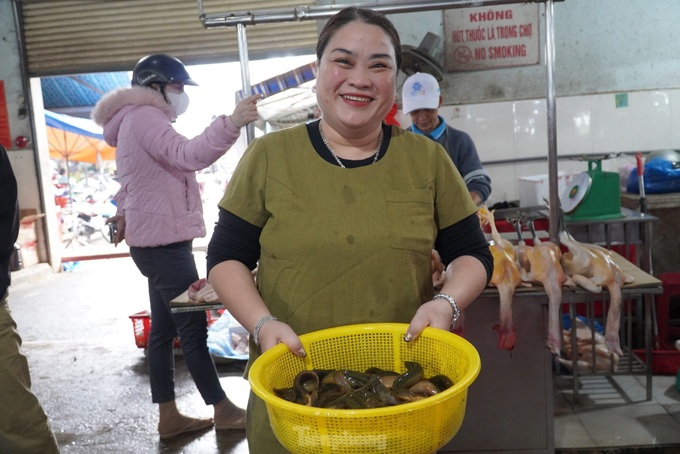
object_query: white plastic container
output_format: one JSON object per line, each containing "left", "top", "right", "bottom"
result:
{"left": 518, "top": 173, "right": 574, "bottom": 207}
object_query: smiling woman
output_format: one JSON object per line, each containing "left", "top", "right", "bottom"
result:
{"left": 205, "top": 6, "right": 493, "bottom": 453}
{"left": 313, "top": 19, "right": 396, "bottom": 160}
{"left": 313, "top": 8, "right": 401, "bottom": 152}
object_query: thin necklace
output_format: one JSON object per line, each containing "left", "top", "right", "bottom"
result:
{"left": 319, "top": 122, "right": 383, "bottom": 168}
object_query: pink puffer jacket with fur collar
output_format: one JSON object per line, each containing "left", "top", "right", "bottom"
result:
{"left": 91, "top": 86, "right": 241, "bottom": 247}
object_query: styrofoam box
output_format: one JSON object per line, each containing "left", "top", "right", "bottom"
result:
{"left": 519, "top": 173, "right": 574, "bottom": 207}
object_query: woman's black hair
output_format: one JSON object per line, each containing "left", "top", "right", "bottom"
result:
{"left": 316, "top": 7, "right": 402, "bottom": 70}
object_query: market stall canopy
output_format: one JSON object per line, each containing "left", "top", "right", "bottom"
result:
{"left": 46, "top": 110, "right": 115, "bottom": 164}
{"left": 237, "top": 61, "right": 318, "bottom": 130}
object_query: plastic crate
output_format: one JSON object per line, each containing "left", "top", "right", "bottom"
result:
{"left": 656, "top": 272, "right": 680, "bottom": 344}
{"left": 632, "top": 349, "right": 680, "bottom": 375}
{"left": 129, "top": 309, "right": 220, "bottom": 349}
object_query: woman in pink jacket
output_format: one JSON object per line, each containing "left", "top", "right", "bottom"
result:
{"left": 92, "top": 54, "right": 260, "bottom": 439}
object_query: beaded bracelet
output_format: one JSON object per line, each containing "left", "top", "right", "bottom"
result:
{"left": 433, "top": 293, "right": 460, "bottom": 330}
{"left": 252, "top": 315, "right": 278, "bottom": 345}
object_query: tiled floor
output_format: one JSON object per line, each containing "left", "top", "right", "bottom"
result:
{"left": 553, "top": 373, "right": 680, "bottom": 452}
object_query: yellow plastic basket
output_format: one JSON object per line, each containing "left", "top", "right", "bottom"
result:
{"left": 249, "top": 323, "right": 481, "bottom": 454}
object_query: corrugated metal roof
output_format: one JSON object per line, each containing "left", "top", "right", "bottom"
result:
{"left": 21, "top": 0, "right": 318, "bottom": 77}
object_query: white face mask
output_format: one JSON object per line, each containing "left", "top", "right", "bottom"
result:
{"left": 166, "top": 91, "right": 190, "bottom": 117}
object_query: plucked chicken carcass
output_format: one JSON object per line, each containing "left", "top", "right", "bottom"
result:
{"left": 557, "top": 317, "right": 619, "bottom": 372}
{"left": 515, "top": 218, "right": 573, "bottom": 355}
{"left": 478, "top": 206, "right": 523, "bottom": 350}
{"left": 188, "top": 278, "right": 219, "bottom": 303}
{"left": 559, "top": 231, "right": 634, "bottom": 356}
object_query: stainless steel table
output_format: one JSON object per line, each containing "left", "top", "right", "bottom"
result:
{"left": 443, "top": 280, "right": 660, "bottom": 454}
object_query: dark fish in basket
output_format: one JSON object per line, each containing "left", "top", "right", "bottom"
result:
{"left": 273, "top": 361, "right": 454, "bottom": 409}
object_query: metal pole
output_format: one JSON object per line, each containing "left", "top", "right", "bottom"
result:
{"left": 545, "top": 0, "right": 559, "bottom": 243}
{"left": 198, "top": 0, "right": 558, "bottom": 28}
{"left": 236, "top": 23, "right": 254, "bottom": 143}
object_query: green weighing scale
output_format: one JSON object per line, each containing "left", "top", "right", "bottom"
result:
{"left": 561, "top": 154, "right": 623, "bottom": 221}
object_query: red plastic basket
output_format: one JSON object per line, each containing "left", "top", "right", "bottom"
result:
{"left": 129, "top": 310, "right": 153, "bottom": 348}
{"left": 129, "top": 309, "right": 220, "bottom": 349}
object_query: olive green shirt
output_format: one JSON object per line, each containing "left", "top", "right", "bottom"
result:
{"left": 219, "top": 123, "right": 476, "bottom": 453}
{"left": 220, "top": 123, "right": 476, "bottom": 334}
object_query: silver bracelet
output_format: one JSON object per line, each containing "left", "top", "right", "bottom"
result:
{"left": 433, "top": 293, "right": 460, "bottom": 330}
{"left": 252, "top": 315, "right": 278, "bottom": 345}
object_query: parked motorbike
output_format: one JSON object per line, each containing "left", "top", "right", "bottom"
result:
{"left": 61, "top": 196, "right": 116, "bottom": 247}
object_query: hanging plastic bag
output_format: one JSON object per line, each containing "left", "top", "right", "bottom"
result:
{"left": 207, "top": 311, "right": 249, "bottom": 361}
{"left": 627, "top": 157, "right": 680, "bottom": 194}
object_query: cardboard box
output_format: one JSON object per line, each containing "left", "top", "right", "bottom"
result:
{"left": 519, "top": 173, "right": 574, "bottom": 207}
{"left": 18, "top": 210, "right": 44, "bottom": 245}
{"left": 19, "top": 243, "right": 40, "bottom": 268}
{"left": 17, "top": 209, "right": 45, "bottom": 266}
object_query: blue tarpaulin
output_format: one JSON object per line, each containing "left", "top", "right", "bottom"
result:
{"left": 41, "top": 72, "right": 130, "bottom": 117}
